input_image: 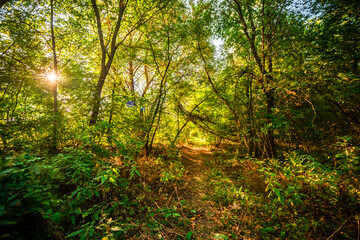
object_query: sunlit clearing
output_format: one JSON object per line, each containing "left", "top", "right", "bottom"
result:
{"left": 47, "top": 72, "right": 56, "bottom": 83}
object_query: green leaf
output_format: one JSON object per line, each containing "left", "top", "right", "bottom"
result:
{"left": 70, "top": 216, "right": 76, "bottom": 226}
{"left": 279, "top": 195, "right": 285, "bottom": 206}
{"left": 82, "top": 212, "right": 89, "bottom": 218}
{"left": 214, "top": 233, "right": 228, "bottom": 239}
{"left": 273, "top": 188, "right": 285, "bottom": 206}
{"left": 66, "top": 229, "right": 84, "bottom": 238}
{"left": 101, "top": 175, "right": 108, "bottom": 184}
{"left": 70, "top": 189, "right": 80, "bottom": 198}
{"left": 261, "top": 227, "right": 275, "bottom": 233}
{"left": 185, "top": 231, "right": 193, "bottom": 239}
{"left": 273, "top": 188, "right": 281, "bottom": 198}
{"left": 0, "top": 168, "right": 15, "bottom": 177}
{"left": 0, "top": 220, "right": 18, "bottom": 225}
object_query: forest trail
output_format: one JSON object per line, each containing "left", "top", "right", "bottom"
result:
{"left": 178, "top": 145, "right": 229, "bottom": 239}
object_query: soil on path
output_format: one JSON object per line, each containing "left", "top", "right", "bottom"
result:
{"left": 178, "top": 145, "right": 227, "bottom": 239}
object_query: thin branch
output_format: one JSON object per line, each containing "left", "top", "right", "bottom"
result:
{"left": 91, "top": 0, "right": 107, "bottom": 68}
{"left": 327, "top": 220, "right": 347, "bottom": 240}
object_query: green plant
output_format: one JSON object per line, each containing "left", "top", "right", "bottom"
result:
{"left": 160, "top": 160, "right": 186, "bottom": 184}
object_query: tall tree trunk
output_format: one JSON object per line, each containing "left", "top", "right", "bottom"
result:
{"left": 265, "top": 45, "right": 276, "bottom": 158}
{"left": 107, "top": 78, "right": 117, "bottom": 145}
{"left": 232, "top": 0, "right": 277, "bottom": 158}
{"left": 89, "top": 0, "right": 126, "bottom": 126}
{"left": 265, "top": 88, "right": 276, "bottom": 158}
{"left": 246, "top": 77, "right": 258, "bottom": 157}
{"left": 128, "top": 33, "right": 135, "bottom": 93}
{"left": 108, "top": 78, "right": 117, "bottom": 126}
{"left": 50, "top": 0, "right": 58, "bottom": 153}
{"left": 144, "top": 33, "right": 172, "bottom": 156}
{"left": 129, "top": 61, "right": 135, "bottom": 92}
{"left": 90, "top": 70, "right": 109, "bottom": 125}
{"left": 144, "top": 81, "right": 166, "bottom": 156}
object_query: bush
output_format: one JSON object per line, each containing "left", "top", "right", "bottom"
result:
{"left": 0, "top": 145, "right": 141, "bottom": 239}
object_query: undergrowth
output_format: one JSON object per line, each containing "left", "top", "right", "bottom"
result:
{"left": 206, "top": 140, "right": 360, "bottom": 239}
{"left": 1, "top": 136, "right": 359, "bottom": 239}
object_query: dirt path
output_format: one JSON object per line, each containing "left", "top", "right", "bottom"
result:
{"left": 178, "top": 145, "right": 226, "bottom": 239}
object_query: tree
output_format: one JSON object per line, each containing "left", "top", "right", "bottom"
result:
{"left": 89, "top": 0, "right": 128, "bottom": 125}
{"left": 142, "top": 2, "right": 191, "bottom": 154}
{"left": 89, "top": 0, "right": 169, "bottom": 125}
{"left": 217, "top": 0, "right": 296, "bottom": 158}
{"left": 50, "top": 0, "right": 58, "bottom": 153}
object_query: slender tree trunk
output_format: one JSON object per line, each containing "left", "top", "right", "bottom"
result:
{"left": 128, "top": 33, "right": 135, "bottom": 93}
{"left": 265, "top": 42, "right": 276, "bottom": 157}
{"left": 50, "top": 0, "right": 58, "bottom": 153}
{"left": 129, "top": 61, "right": 135, "bottom": 93}
{"left": 246, "top": 77, "right": 258, "bottom": 157}
{"left": 107, "top": 78, "right": 117, "bottom": 145}
{"left": 233, "top": 0, "right": 277, "bottom": 158}
{"left": 148, "top": 91, "right": 167, "bottom": 152}
{"left": 144, "top": 38, "right": 172, "bottom": 156}
{"left": 90, "top": 70, "right": 108, "bottom": 125}
{"left": 265, "top": 88, "right": 276, "bottom": 157}
{"left": 144, "top": 84, "right": 165, "bottom": 156}
{"left": 108, "top": 78, "right": 117, "bottom": 126}
{"left": 89, "top": 0, "right": 126, "bottom": 126}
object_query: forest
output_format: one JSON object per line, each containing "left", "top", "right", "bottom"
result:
{"left": 0, "top": 0, "right": 359, "bottom": 239}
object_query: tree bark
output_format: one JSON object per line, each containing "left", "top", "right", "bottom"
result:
{"left": 231, "top": 0, "right": 277, "bottom": 158}
{"left": 246, "top": 76, "right": 258, "bottom": 157}
{"left": 50, "top": 0, "right": 58, "bottom": 153}
{"left": 89, "top": 0, "right": 127, "bottom": 125}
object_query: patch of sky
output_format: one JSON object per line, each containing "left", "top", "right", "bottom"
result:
{"left": 287, "top": 0, "right": 323, "bottom": 20}
{"left": 211, "top": 37, "right": 225, "bottom": 63}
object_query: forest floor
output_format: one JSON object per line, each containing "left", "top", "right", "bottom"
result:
{"left": 164, "top": 145, "right": 244, "bottom": 239}
{"left": 3, "top": 142, "right": 357, "bottom": 239}
{"left": 137, "top": 144, "right": 358, "bottom": 239}
{"left": 179, "top": 145, "right": 224, "bottom": 239}
{"left": 138, "top": 144, "right": 248, "bottom": 239}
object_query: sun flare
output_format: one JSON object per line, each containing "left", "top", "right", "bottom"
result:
{"left": 47, "top": 72, "right": 57, "bottom": 83}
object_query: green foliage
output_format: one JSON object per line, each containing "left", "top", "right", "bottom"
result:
{"left": 0, "top": 143, "right": 141, "bottom": 239}
{"left": 205, "top": 146, "right": 359, "bottom": 239}
{"left": 207, "top": 169, "right": 249, "bottom": 207}
{"left": 0, "top": 0, "right": 359, "bottom": 238}
{"left": 160, "top": 159, "right": 186, "bottom": 184}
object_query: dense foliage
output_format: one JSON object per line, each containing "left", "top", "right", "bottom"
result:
{"left": 0, "top": 0, "right": 359, "bottom": 239}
